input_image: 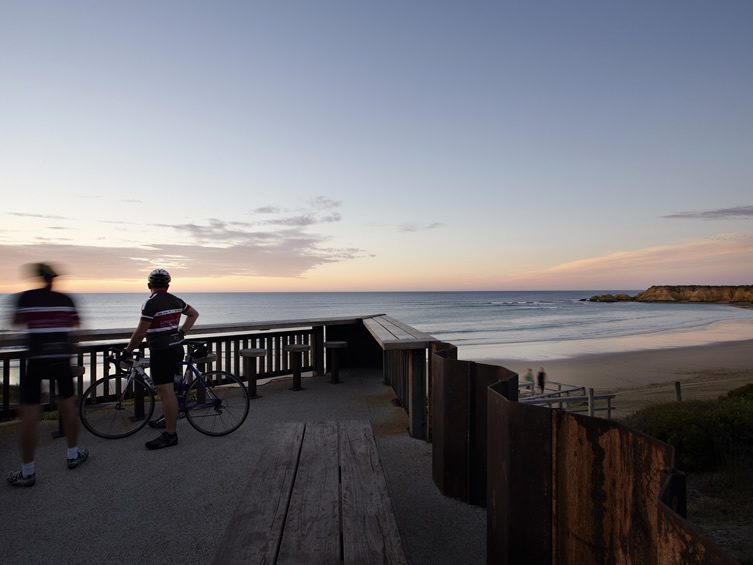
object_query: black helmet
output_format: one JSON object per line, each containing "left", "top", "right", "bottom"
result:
{"left": 148, "top": 268, "right": 171, "bottom": 288}
{"left": 35, "top": 263, "right": 59, "bottom": 280}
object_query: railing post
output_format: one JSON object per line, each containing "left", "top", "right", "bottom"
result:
{"left": 587, "top": 387, "right": 594, "bottom": 417}
{"left": 408, "top": 349, "right": 427, "bottom": 440}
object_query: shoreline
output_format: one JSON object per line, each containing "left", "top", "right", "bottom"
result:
{"left": 473, "top": 338, "right": 753, "bottom": 419}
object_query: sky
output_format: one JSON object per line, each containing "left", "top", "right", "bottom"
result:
{"left": 1, "top": 1, "right": 752, "bottom": 293}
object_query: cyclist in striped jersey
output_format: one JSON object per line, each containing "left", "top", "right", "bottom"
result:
{"left": 7, "top": 263, "right": 88, "bottom": 487}
{"left": 124, "top": 268, "right": 199, "bottom": 450}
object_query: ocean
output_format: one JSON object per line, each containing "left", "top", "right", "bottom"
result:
{"left": 3, "top": 290, "right": 753, "bottom": 362}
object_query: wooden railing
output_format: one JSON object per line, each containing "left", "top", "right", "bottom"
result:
{"left": 0, "top": 313, "right": 438, "bottom": 437}
{"left": 0, "top": 315, "right": 374, "bottom": 420}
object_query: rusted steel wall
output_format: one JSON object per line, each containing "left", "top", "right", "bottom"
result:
{"left": 431, "top": 350, "right": 517, "bottom": 506}
{"left": 486, "top": 384, "right": 737, "bottom": 565}
{"left": 487, "top": 381, "right": 553, "bottom": 565}
{"left": 552, "top": 411, "right": 672, "bottom": 564}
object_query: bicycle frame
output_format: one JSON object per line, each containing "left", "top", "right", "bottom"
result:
{"left": 118, "top": 355, "right": 217, "bottom": 413}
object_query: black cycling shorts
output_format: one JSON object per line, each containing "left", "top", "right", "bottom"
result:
{"left": 149, "top": 346, "right": 184, "bottom": 385}
{"left": 21, "top": 358, "right": 75, "bottom": 405}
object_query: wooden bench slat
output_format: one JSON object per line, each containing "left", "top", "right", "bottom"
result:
{"left": 382, "top": 315, "right": 434, "bottom": 340}
{"left": 363, "top": 315, "right": 436, "bottom": 350}
{"left": 212, "top": 422, "right": 305, "bottom": 565}
{"left": 276, "top": 421, "right": 341, "bottom": 564}
{"left": 340, "top": 420, "right": 408, "bottom": 565}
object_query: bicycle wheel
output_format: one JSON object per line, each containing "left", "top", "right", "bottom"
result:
{"left": 80, "top": 375, "right": 155, "bottom": 439}
{"left": 184, "top": 371, "right": 249, "bottom": 436}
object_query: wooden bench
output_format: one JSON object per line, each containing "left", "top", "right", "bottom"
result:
{"left": 214, "top": 420, "right": 407, "bottom": 565}
{"left": 362, "top": 315, "right": 437, "bottom": 439}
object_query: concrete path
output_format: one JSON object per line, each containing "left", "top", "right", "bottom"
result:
{"left": 0, "top": 369, "right": 485, "bottom": 565}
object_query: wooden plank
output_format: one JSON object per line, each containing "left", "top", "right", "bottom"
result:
{"left": 363, "top": 316, "right": 435, "bottom": 350}
{"left": 277, "top": 421, "right": 341, "bottom": 564}
{"left": 362, "top": 317, "right": 398, "bottom": 345}
{"left": 340, "top": 420, "right": 408, "bottom": 565}
{"left": 382, "top": 315, "right": 434, "bottom": 341}
{"left": 212, "top": 422, "right": 305, "bottom": 565}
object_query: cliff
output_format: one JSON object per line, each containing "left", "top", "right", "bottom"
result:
{"left": 588, "top": 285, "right": 753, "bottom": 304}
{"left": 634, "top": 285, "right": 753, "bottom": 303}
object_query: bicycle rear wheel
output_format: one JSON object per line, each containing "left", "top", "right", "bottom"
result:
{"left": 184, "top": 371, "right": 249, "bottom": 436}
{"left": 79, "top": 375, "right": 155, "bottom": 439}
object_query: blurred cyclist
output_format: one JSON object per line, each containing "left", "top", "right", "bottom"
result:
{"left": 7, "top": 263, "right": 88, "bottom": 487}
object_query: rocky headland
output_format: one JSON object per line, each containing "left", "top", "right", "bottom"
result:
{"left": 588, "top": 285, "right": 753, "bottom": 304}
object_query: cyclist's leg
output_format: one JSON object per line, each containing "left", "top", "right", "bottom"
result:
{"left": 53, "top": 360, "right": 81, "bottom": 450}
{"left": 148, "top": 346, "right": 183, "bottom": 436}
{"left": 155, "top": 383, "right": 179, "bottom": 434}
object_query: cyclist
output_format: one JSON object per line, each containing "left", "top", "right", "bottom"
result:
{"left": 7, "top": 263, "right": 88, "bottom": 487}
{"left": 123, "top": 268, "right": 199, "bottom": 449}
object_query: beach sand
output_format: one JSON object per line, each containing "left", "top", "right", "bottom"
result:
{"left": 480, "top": 338, "right": 753, "bottom": 420}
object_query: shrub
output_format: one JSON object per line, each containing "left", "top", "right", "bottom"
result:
{"left": 622, "top": 386, "right": 753, "bottom": 472}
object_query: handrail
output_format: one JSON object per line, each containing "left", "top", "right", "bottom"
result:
{"left": 0, "top": 316, "right": 380, "bottom": 420}
{"left": 0, "top": 315, "right": 382, "bottom": 348}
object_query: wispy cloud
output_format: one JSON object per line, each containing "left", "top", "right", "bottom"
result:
{"left": 0, "top": 239, "right": 366, "bottom": 282}
{"left": 399, "top": 222, "right": 444, "bottom": 232}
{"left": 8, "top": 212, "right": 71, "bottom": 220}
{"left": 0, "top": 197, "right": 365, "bottom": 282}
{"left": 663, "top": 205, "right": 753, "bottom": 219}
{"left": 506, "top": 233, "right": 753, "bottom": 288}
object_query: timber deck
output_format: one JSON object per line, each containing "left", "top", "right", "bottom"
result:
{"left": 0, "top": 368, "right": 485, "bottom": 565}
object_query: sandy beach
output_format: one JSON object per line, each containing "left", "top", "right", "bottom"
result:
{"left": 482, "top": 338, "right": 753, "bottom": 419}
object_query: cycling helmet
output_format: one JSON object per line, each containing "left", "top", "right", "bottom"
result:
{"left": 35, "top": 263, "right": 59, "bottom": 280}
{"left": 147, "top": 268, "right": 171, "bottom": 288}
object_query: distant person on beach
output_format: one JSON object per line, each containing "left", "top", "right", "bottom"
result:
{"left": 523, "top": 368, "right": 534, "bottom": 392}
{"left": 123, "top": 268, "right": 199, "bottom": 450}
{"left": 7, "top": 263, "right": 88, "bottom": 487}
{"left": 537, "top": 367, "right": 547, "bottom": 394}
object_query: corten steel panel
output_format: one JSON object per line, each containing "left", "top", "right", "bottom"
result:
{"left": 553, "top": 411, "right": 677, "bottom": 565}
{"left": 655, "top": 503, "right": 738, "bottom": 565}
{"left": 431, "top": 350, "right": 518, "bottom": 506}
{"left": 428, "top": 342, "right": 456, "bottom": 441}
{"left": 487, "top": 382, "right": 553, "bottom": 565}
{"left": 431, "top": 353, "right": 471, "bottom": 501}
{"left": 469, "top": 363, "right": 518, "bottom": 506}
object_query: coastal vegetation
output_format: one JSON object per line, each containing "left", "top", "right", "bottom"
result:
{"left": 622, "top": 385, "right": 753, "bottom": 562}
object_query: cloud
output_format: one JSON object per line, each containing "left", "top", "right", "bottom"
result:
{"left": 506, "top": 233, "right": 753, "bottom": 288}
{"left": 8, "top": 212, "right": 70, "bottom": 220}
{"left": 399, "top": 222, "right": 444, "bottom": 232}
{"left": 0, "top": 237, "right": 367, "bottom": 283}
{"left": 663, "top": 205, "right": 753, "bottom": 219}
{"left": 0, "top": 197, "right": 360, "bottom": 285}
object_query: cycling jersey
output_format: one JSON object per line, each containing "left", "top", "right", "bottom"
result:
{"left": 140, "top": 290, "right": 190, "bottom": 350}
{"left": 13, "top": 288, "right": 79, "bottom": 359}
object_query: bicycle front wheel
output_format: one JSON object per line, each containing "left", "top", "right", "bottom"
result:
{"left": 79, "top": 375, "right": 155, "bottom": 439}
{"left": 184, "top": 371, "right": 249, "bottom": 436}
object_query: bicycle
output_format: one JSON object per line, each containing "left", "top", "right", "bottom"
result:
{"left": 79, "top": 341, "right": 250, "bottom": 439}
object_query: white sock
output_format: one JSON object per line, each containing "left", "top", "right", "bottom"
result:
{"left": 22, "top": 462, "right": 35, "bottom": 477}
{"left": 67, "top": 447, "right": 79, "bottom": 459}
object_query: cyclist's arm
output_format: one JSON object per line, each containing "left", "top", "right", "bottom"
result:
{"left": 180, "top": 305, "right": 199, "bottom": 336}
{"left": 125, "top": 319, "right": 151, "bottom": 354}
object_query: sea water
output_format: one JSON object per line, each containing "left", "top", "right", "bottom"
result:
{"left": 3, "top": 290, "right": 753, "bottom": 361}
